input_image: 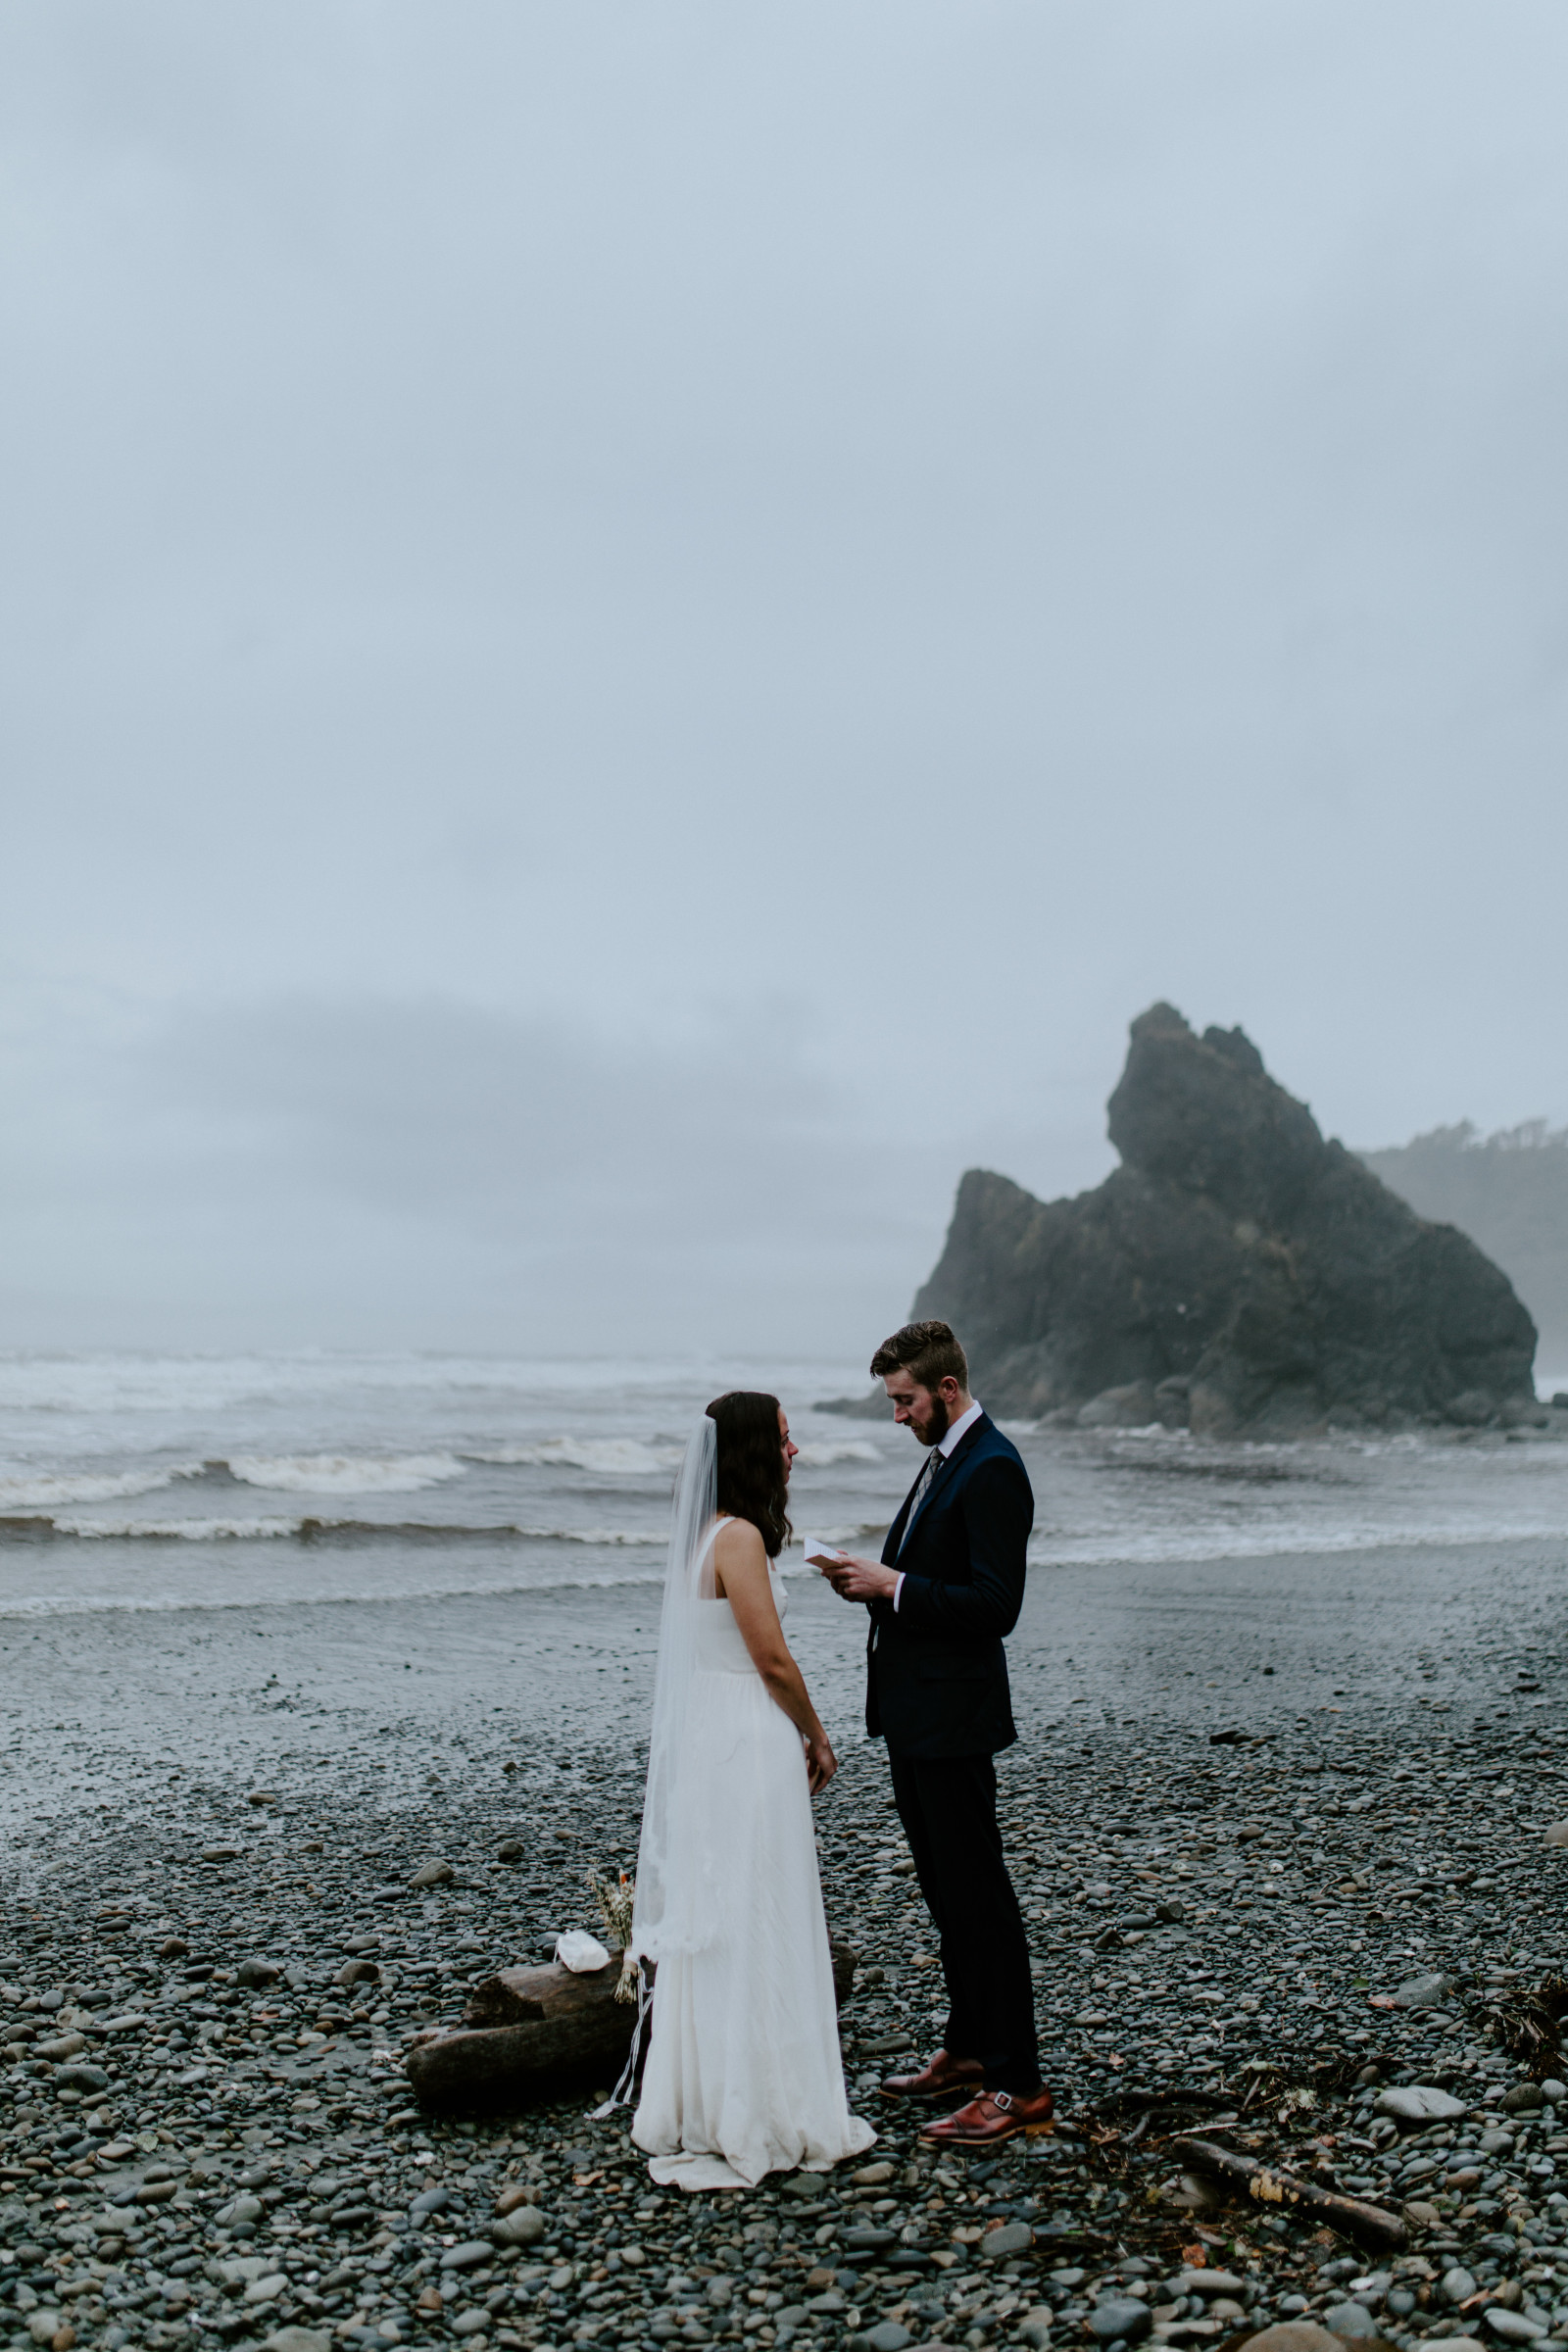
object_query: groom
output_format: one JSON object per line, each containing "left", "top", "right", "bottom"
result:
{"left": 820, "top": 1320, "right": 1052, "bottom": 2146}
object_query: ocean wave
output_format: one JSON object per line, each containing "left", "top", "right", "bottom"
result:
{"left": 225, "top": 1451, "right": 466, "bottom": 1494}
{"left": 5, "top": 1517, "right": 1568, "bottom": 1620}
{"left": 52, "top": 1514, "right": 305, "bottom": 1542}
{"left": 465, "top": 1437, "right": 681, "bottom": 1475}
{"left": 0, "top": 1512, "right": 667, "bottom": 1545}
{"left": 0, "top": 1466, "right": 190, "bottom": 1508}
{"left": 474, "top": 1434, "right": 885, "bottom": 1475}
{"left": 783, "top": 1522, "right": 894, "bottom": 1551}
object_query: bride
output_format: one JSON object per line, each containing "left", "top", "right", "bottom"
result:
{"left": 627, "top": 1391, "right": 875, "bottom": 2190}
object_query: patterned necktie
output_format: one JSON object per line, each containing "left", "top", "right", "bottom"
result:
{"left": 897, "top": 1446, "right": 942, "bottom": 1555}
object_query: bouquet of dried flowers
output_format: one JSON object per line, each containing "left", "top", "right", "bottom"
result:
{"left": 588, "top": 1868, "right": 640, "bottom": 2005}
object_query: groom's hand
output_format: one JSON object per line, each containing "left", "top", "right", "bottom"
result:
{"left": 821, "top": 1554, "right": 899, "bottom": 1604}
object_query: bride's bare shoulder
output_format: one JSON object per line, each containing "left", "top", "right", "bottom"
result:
{"left": 712, "top": 1513, "right": 766, "bottom": 1593}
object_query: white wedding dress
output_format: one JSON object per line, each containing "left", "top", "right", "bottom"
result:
{"left": 630, "top": 1514, "right": 875, "bottom": 2190}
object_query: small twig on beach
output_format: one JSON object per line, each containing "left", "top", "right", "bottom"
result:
{"left": 1173, "top": 2134, "right": 1408, "bottom": 2254}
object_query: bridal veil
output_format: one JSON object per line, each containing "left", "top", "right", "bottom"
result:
{"left": 628, "top": 1412, "right": 721, "bottom": 1966}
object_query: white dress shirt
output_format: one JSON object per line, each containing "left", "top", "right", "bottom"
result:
{"left": 892, "top": 1398, "right": 984, "bottom": 1611}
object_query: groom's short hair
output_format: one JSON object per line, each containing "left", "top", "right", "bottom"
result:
{"left": 870, "top": 1319, "right": 968, "bottom": 1392}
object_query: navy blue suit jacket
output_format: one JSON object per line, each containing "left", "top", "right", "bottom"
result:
{"left": 864, "top": 1411, "right": 1034, "bottom": 1759}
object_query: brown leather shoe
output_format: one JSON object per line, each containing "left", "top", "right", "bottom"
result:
{"left": 918, "top": 2085, "right": 1055, "bottom": 2146}
{"left": 879, "top": 2048, "right": 985, "bottom": 2102}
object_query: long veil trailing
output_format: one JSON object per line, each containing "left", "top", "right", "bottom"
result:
{"left": 592, "top": 1415, "right": 720, "bottom": 2118}
{"left": 628, "top": 1412, "right": 720, "bottom": 1965}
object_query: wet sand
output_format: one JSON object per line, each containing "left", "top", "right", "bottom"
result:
{"left": 4, "top": 1531, "right": 1564, "bottom": 1840}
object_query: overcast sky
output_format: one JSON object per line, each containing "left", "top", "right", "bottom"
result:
{"left": 3, "top": 2, "right": 1566, "bottom": 1354}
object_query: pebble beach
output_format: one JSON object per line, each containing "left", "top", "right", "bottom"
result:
{"left": 9, "top": 1490, "right": 1568, "bottom": 2352}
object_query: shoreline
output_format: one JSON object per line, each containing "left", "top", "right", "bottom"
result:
{"left": 5, "top": 1528, "right": 1568, "bottom": 1814}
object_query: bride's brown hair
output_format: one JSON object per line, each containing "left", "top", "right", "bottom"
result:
{"left": 706, "top": 1390, "right": 792, "bottom": 1560}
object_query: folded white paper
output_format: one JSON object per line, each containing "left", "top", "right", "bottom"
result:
{"left": 803, "top": 1534, "right": 849, "bottom": 1568}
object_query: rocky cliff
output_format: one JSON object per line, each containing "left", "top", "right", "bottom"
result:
{"left": 890, "top": 1004, "right": 1539, "bottom": 1435}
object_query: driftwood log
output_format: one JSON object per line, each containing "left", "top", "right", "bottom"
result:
{"left": 405, "top": 1941, "right": 858, "bottom": 2114}
{"left": 1174, "top": 2135, "right": 1408, "bottom": 2254}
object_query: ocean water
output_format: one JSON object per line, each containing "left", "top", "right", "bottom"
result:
{"left": 1, "top": 1350, "right": 1568, "bottom": 1623}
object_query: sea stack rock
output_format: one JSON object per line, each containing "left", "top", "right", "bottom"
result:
{"left": 909, "top": 1004, "right": 1537, "bottom": 1435}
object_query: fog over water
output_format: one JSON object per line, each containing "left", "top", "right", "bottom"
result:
{"left": 4, "top": 3, "right": 1566, "bottom": 1354}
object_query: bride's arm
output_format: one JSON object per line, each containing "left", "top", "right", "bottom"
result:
{"left": 713, "top": 1519, "right": 837, "bottom": 1792}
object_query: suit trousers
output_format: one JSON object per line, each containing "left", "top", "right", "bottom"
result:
{"left": 888, "top": 1749, "right": 1040, "bottom": 2096}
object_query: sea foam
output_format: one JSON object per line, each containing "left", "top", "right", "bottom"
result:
{"left": 466, "top": 1438, "right": 680, "bottom": 1476}
{"left": 0, "top": 1467, "right": 186, "bottom": 1509}
{"left": 225, "top": 1452, "right": 466, "bottom": 1495}
{"left": 2, "top": 1513, "right": 668, "bottom": 1545}
{"left": 52, "top": 1514, "right": 303, "bottom": 1542}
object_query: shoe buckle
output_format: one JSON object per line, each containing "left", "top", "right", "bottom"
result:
{"left": 993, "top": 2091, "right": 1013, "bottom": 2114}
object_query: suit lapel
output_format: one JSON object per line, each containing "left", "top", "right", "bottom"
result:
{"left": 884, "top": 1470, "right": 925, "bottom": 1561}
{"left": 874, "top": 1461, "right": 933, "bottom": 1642}
{"left": 883, "top": 1451, "right": 936, "bottom": 1563}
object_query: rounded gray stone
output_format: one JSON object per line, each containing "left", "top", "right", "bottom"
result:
{"left": 410, "top": 1859, "right": 455, "bottom": 1888}
{"left": 1486, "top": 2315, "right": 1548, "bottom": 2344}
{"left": 1240, "top": 2330, "right": 1349, "bottom": 2352}
{"left": 219, "top": 2256, "right": 276, "bottom": 2286}
{"left": 1323, "top": 2304, "right": 1380, "bottom": 2341}
{"left": 1088, "top": 2298, "right": 1152, "bottom": 2344}
{"left": 492, "top": 2206, "right": 546, "bottom": 2246}
{"left": 440, "top": 2240, "right": 495, "bottom": 2272}
{"left": 52, "top": 2062, "right": 110, "bottom": 2093}
{"left": 1374, "top": 2084, "right": 1468, "bottom": 2123}
{"left": 1388, "top": 1971, "right": 1458, "bottom": 2010}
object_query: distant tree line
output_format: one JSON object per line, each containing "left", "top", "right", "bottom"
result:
{"left": 1361, "top": 1122, "right": 1568, "bottom": 1365}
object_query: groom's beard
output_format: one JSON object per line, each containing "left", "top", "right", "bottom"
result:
{"left": 918, "top": 1396, "right": 951, "bottom": 1446}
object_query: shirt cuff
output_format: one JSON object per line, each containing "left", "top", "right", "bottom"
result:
{"left": 893, "top": 1571, "right": 906, "bottom": 1611}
